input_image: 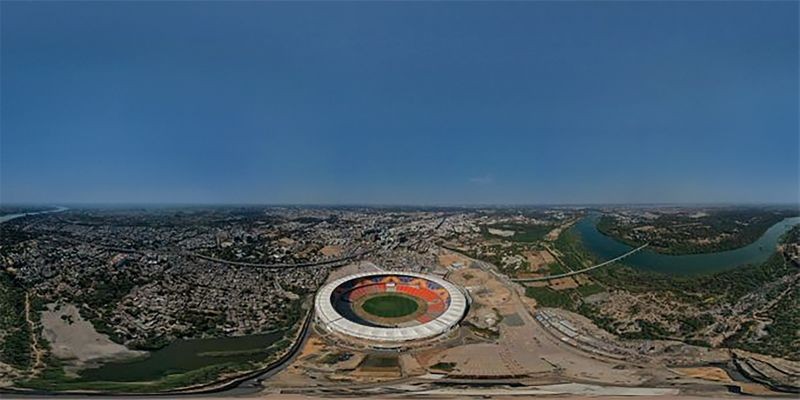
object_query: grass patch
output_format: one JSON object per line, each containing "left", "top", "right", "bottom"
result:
{"left": 525, "top": 286, "right": 575, "bottom": 309}
{"left": 360, "top": 354, "right": 399, "bottom": 369}
{"left": 0, "top": 271, "right": 30, "bottom": 369}
{"left": 430, "top": 362, "right": 456, "bottom": 372}
{"left": 319, "top": 352, "right": 353, "bottom": 365}
{"left": 545, "top": 262, "right": 568, "bottom": 275}
{"left": 576, "top": 283, "right": 605, "bottom": 297}
{"left": 361, "top": 294, "right": 419, "bottom": 318}
{"left": 20, "top": 361, "right": 251, "bottom": 393}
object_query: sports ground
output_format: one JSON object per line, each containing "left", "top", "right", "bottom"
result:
{"left": 360, "top": 294, "right": 420, "bottom": 318}
{"left": 315, "top": 271, "right": 468, "bottom": 344}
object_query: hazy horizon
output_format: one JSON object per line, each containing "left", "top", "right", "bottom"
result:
{"left": 3, "top": 201, "right": 799, "bottom": 209}
{"left": 2, "top": 2, "right": 798, "bottom": 205}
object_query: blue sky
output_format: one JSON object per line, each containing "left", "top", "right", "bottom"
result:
{"left": 2, "top": 2, "right": 797, "bottom": 205}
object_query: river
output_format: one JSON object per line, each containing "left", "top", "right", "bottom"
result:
{"left": 77, "top": 330, "right": 286, "bottom": 382}
{"left": 0, "top": 206, "right": 68, "bottom": 224}
{"left": 573, "top": 214, "right": 800, "bottom": 275}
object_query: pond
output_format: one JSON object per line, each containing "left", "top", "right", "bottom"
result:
{"left": 78, "top": 330, "right": 285, "bottom": 382}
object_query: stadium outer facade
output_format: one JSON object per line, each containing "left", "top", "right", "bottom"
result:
{"left": 314, "top": 271, "right": 468, "bottom": 346}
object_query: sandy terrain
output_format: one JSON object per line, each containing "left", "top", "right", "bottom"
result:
{"left": 260, "top": 254, "right": 788, "bottom": 399}
{"left": 673, "top": 367, "right": 732, "bottom": 383}
{"left": 449, "top": 267, "right": 512, "bottom": 312}
{"left": 437, "top": 250, "right": 470, "bottom": 268}
{"left": 545, "top": 220, "right": 577, "bottom": 241}
{"left": 40, "top": 303, "right": 143, "bottom": 371}
{"left": 430, "top": 343, "right": 520, "bottom": 377}
{"left": 320, "top": 245, "right": 342, "bottom": 257}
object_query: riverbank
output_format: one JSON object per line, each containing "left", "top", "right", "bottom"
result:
{"left": 549, "top": 222, "right": 800, "bottom": 361}
{"left": 0, "top": 207, "right": 68, "bottom": 224}
{"left": 6, "top": 300, "right": 312, "bottom": 396}
{"left": 575, "top": 214, "right": 800, "bottom": 275}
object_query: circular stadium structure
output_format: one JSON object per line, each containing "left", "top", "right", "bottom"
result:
{"left": 315, "top": 271, "right": 468, "bottom": 346}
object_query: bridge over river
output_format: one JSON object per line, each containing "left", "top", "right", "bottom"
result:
{"left": 512, "top": 243, "right": 649, "bottom": 282}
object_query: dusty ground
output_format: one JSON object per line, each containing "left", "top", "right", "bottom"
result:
{"left": 437, "top": 250, "right": 471, "bottom": 268}
{"left": 40, "top": 303, "right": 143, "bottom": 373}
{"left": 548, "top": 276, "right": 579, "bottom": 290}
{"left": 449, "top": 267, "right": 512, "bottom": 312}
{"left": 320, "top": 245, "right": 342, "bottom": 257}
{"left": 673, "top": 367, "right": 732, "bottom": 383}
{"left": 429, "top": 342, "right": 521, "bottom": 377}
{"left": 420, "top": 262, "right": 644, "bottom": 384}
{"left": 263, "top": 256, "right": 788, "bottom": 398}
{"left": 545, "top": 219, "right": 577, "bottom": 241}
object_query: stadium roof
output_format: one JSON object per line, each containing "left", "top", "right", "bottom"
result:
{"left": 315, "top": 271, "right": 468, "bottom": 344}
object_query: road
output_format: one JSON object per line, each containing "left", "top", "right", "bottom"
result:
{"left": 512, "top": 243, "right": 649, "bottom": 282}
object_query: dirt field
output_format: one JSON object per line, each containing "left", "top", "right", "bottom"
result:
{"left": 263, "top": 253, "right": 782, "bottom": 398}
{"left": 320, "top": 245, "right": 342, "bottom": 257}
{"left": 429, "top": 343, "right": 519, "bottom": 377}
{"left": 40, "top": 303, "right": 143, "bottom": 372}
{"left": 449, "top": 267, "right": 512, "bottom": 312}
{"left": 548, "top": 277, "right": 579, "bottom": 290}
{"left": 525, "top": 249, "right": 556, "bottom": 271}
{"left": 673, "top": 367, "right": 732, "bottom": 383}
{"left": 437, "top": 250, "right": 470, "bottom": 268}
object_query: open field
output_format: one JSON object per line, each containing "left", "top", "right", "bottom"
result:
{"left": 2, "top": 206, "right": 797, "bottom": 396}
{"left": 361, "top": 294, "right": 419, "bottom": 318}
{"left": 40, "top": 303, "right": 143, "bottom": 373}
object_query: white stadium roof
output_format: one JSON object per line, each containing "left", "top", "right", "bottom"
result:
{"left": 314, "top": 271, "right": 468, "bottom": 344}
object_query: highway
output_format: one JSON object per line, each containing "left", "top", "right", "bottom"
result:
{"left": 512, "top": 243, "right": 649, "bottom": 282}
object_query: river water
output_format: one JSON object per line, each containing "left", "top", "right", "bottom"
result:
{"left": 1, "top": 206, "right": 289, "bottom": 383}
{"left": 78, "top": 330, "right": 286, "bottom": 382}
{"left": 573, "top": 214, "right": 800, "bottom": 275}
{"left": 0, "top": 206, "right": 68, "bottom": 224}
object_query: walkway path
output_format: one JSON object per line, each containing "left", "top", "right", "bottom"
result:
{"left": 24, "top": 292, "right": 44, "bottom": 375}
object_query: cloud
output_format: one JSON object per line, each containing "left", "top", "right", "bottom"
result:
{"left": 469, "top": 175, "right": 494, "bottom": 185}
